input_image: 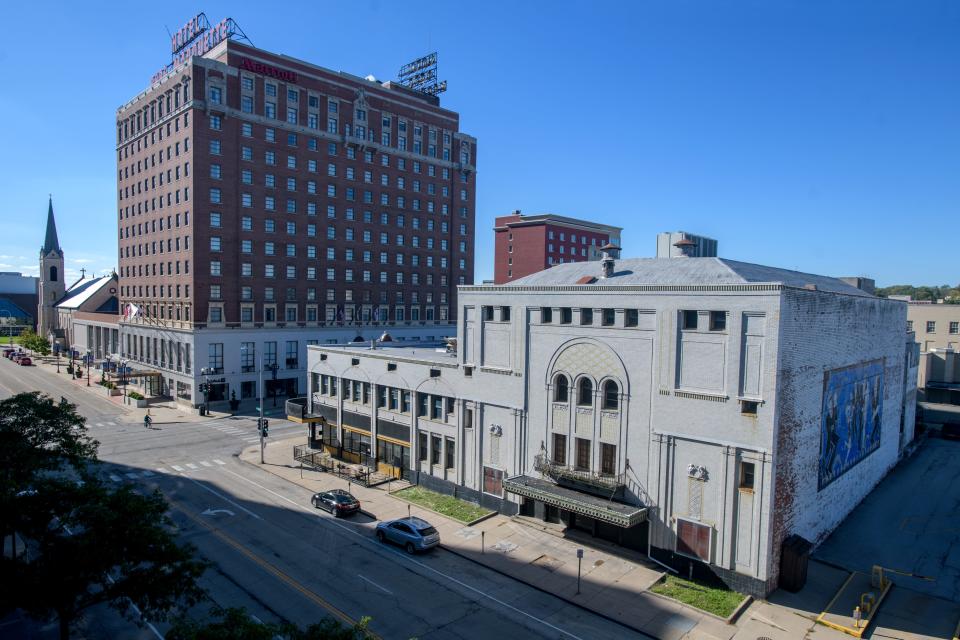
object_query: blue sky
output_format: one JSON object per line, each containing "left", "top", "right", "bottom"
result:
{"left": 1, "top": 1, "right": 957, "bottom": 286}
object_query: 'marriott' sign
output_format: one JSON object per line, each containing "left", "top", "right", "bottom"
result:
{"left": 241, "top": 58, "right": 298, "bottom": 83}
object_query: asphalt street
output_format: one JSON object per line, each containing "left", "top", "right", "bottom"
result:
{"left": 1, "top": 358, "right": 650, "bottom": 640}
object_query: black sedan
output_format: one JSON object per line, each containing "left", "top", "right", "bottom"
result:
{"left": 310, "top": 489, "right": 361, "bottom": 517}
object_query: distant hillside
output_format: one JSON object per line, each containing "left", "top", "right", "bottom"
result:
{"left": 875, "top": 284, "right": 960, "bottom": 302}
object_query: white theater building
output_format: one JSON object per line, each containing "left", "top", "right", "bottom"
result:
{"left": 298, "top": 249, "right": 912, "bottom": 596}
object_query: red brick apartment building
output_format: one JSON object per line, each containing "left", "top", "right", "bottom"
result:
{"left": 493, "top": 211, "right": 621, "bottom": 284}
{"left": 115, "top": 33, "right": 477, "bottom": 406}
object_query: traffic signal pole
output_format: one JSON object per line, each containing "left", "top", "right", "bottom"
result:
{"left": 259, "top": 352, "right": 265, "bottom": 464}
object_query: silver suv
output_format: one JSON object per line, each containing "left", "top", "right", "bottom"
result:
{"left": 375, "top": 516, "right": 440, "bottom": 553}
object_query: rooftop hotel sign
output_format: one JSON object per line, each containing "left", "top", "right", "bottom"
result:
{"left": 151, "top": 13, "right": 250, "bottom": 84}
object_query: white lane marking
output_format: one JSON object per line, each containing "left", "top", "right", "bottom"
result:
{"left": 177, "top": 473, "right": 262, "bottom": 520}
{"left": 95, "top": 422, "right": 105, "bottom": 427}
{"left": 216, "top": 467, "right": 584, "bottom": 640}
{"left": 125, "top": 473, "right": 140, "bottom": 480}
{"left": 358, "top": 574, "right": 393, "bottom": 595}
{"left": 186, "top": 463, "right": 199, "bottom": 470}
{"left": 223, "top": 429, "right": 242, "bottom": 433}
{"left": 142, "top": 470, "right": 155, "bottom": 477}
{"left": 200, "top": 461, "right": 213, "bottom": 467}
{"left": 244, "top": 438, "right": 260, "bottom": 443}
{"left": 107, "top": 421, "right": 117, "bottom": 426}
{"left": 109, "top": 474, "right": 122, "bottom": 482}
{"left": 171, "top": 465, "right": 185, "bottom": 472}
{"left": 213, "top": 459, "right": 226, "bottom": 465}
{"left": 156, "top": 468, "right": 167, "bottom": 473}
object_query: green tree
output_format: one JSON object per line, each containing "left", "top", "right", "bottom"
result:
{"left": 167, "top": 607, "right": 372, "bottom": 640}
{"left": 17, "top": 328, "right": 51, "bottom": 356}
{"left": 0, "top": 392, "right": 97, "bottom": 553}
{"left": 0, "top": 393, "right": 208, "bottom": 639}
{"left": 5, "top": 479, "right": 209, "bottom": 640}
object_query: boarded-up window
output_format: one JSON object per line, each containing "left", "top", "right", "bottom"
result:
{"left": 677, "top": 519, "right": 711, "bottom": 561}
{"left": 483, "top": 467, "right": 503, "bottom": 497}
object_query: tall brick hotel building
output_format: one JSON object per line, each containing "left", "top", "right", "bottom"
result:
{"left": 115, "top": 19, "right": 476, "bottom": 406}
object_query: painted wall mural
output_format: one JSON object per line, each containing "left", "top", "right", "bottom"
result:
{"left": 818, "top": 359, "right": 884, "bottom": 490}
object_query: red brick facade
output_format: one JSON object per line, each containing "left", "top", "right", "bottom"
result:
{"left": 493, "top": 212, "right": 620, "bottom": 284}
{"left": 116, "top": 40, "right": 476, "bottom": 333}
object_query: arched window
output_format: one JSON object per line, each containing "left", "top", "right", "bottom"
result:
{"left": 553, "top": 375, "right": 569, "bottom": 403}
{"left": 603, "top": 381, "right": 619, "bottom": 410}
{"left": 578, "top": 378, "right": 593, "bottom": 406}
{"left": 49, "top": 265, "right": 58, "bottom": 282}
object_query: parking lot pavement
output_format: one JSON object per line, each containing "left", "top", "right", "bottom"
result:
{"left": 815, "top": 437, "right": 960, "bottom": 602}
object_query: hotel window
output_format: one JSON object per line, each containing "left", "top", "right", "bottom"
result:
{"left": 210, "top": 163, "right": 221, "bottom": 179}
{"left": 209, "top": 236, "right": 221, "bottom": 251}
{"left": 209, "top": 140, "right": 221, "bottom": 155}
{"left": 682, "top": 310, "right": 699, "bottom": 330}
{"left": 241, "top": 263, "right": 252, "bottom": 276}
{"left": 241, "top": 75, "right": 254, "bottom": 91}
{"left": 241, "top": 240, "right": 252, "bottom": 253}
{"left": 209, "top": 114, "right": 222, "bottom": 130}
{"left": 602, "top": 308, "right": 616, "bottom": 326}
{"left": 560, "top": 307, "right": 572, "bottom": 324}
{"left": 625, "top": 309, "right": 639, "bottom": 327}
{"left": 580, "top": 308, "right": 593, "bottom": 325}
{"left": 241, "top": 216, "right": 252, "bottom": 231}
{"left": 927, "top": 321, "right": 936, "bottom": 333}
{"left": 951, "top": 322, "right": 959, "bottom": 334}
{"left": 210, "top": 285, "right": 221, "bottom": 300}
{"left": 209, "top": 260, "right": 221, "bottom": 276}
{"left": 241, "top": 146, "right": 253, "bottom": 161}
{"left": 431, "top": 435, "right": 442, "bottom": 465}
{"left": 209, "top": 188, "right": 222, "bottom": 204}
{"left": 241, "top": 96, "right": 253, "bottom": 113}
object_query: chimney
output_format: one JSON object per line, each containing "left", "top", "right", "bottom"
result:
{"left": 599, "top": 243, "right": 620, "bottom": 278}
{"left": 673, "top": 237, "right": 697, "bottom": 258}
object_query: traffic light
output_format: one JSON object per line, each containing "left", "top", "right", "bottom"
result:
{"left": 263, "top": 419, "right": 269, "bottom": 437}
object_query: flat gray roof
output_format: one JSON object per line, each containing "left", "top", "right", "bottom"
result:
{"left": 312, "top": 343, "right": 457, "bottom": 365}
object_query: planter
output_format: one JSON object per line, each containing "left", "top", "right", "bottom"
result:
{"left": 134, "top": 399, "right": 148, "bottom": 408}
{"left": 102, "top": 387, "right": 121, "bottom": 397}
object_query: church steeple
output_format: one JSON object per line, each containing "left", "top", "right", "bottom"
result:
{"left": 41, "top": 196, "right": 63, "bottom": 257}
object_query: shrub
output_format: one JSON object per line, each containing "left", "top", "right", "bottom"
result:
{"left": 128, "top": 391, "right": 145, "bottom": 400}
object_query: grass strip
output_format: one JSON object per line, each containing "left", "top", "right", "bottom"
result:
{"left": 650, "top": 574, "right": 745, "bottom": 618}
{"left": 394, "top": 486, "right": 492, "bottom": 524}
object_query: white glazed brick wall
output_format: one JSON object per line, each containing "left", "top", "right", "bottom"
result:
{"left": 771, "top": 290, "right": 907, "bottom": 579}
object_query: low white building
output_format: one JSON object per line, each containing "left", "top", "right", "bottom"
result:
{"left": 297, "top": 252, "right": 912, "bottom": 596}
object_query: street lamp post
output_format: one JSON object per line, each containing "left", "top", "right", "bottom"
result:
{"left": 119, "top": 359, "right": 128, "bottom": 404}
{"left": 86, "top": 350, "right": 91, "bottom": 386}
{"left": 269, "top": 362, "right": 279, "bottom": 407}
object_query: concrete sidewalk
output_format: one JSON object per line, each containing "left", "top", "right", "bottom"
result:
{"left": 11, "top": 349, "right": 228, "bottom": 425}
{"left": 241, "top": 435, "right": 741, "bottom": 640}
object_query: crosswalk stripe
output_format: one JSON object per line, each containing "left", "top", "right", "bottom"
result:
{"left": 156, "top": 467, "right": 167, "bottom": 473}
{"left": 109, "top": 474, "right": 122, "bottom": 482}
{"left": 186, "top": 463, "right": 199, "bottom": 470}
{"left": 172, "top": 465, "right": 184, "bottom": 472}
{"left": 107, "top": 421, "right": 116, "bottom": 426}
{"left": 95, "top": 422, "right": 105, "bottom": 427}
{"left": 200, "top": 461, "right": 213, "bottom": 467}
{"left": 244, "top": 438, "right": 260, "bottom": 443}
{"left": 141, "top": 470, "right": 154, "bottom": 477}
{"left": 213, "top": 459, "right": 226, "bottom": 465}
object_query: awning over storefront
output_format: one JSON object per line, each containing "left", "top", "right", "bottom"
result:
{"left": 504, "top": 475, "right": 648, "bottom": 528}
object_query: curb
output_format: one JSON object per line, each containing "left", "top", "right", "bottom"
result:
{"left": 235, "top": 442, "right": 656, "bottom": 640}
{"left": 440, "top": 544, "right": 658, "bottom": 640}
